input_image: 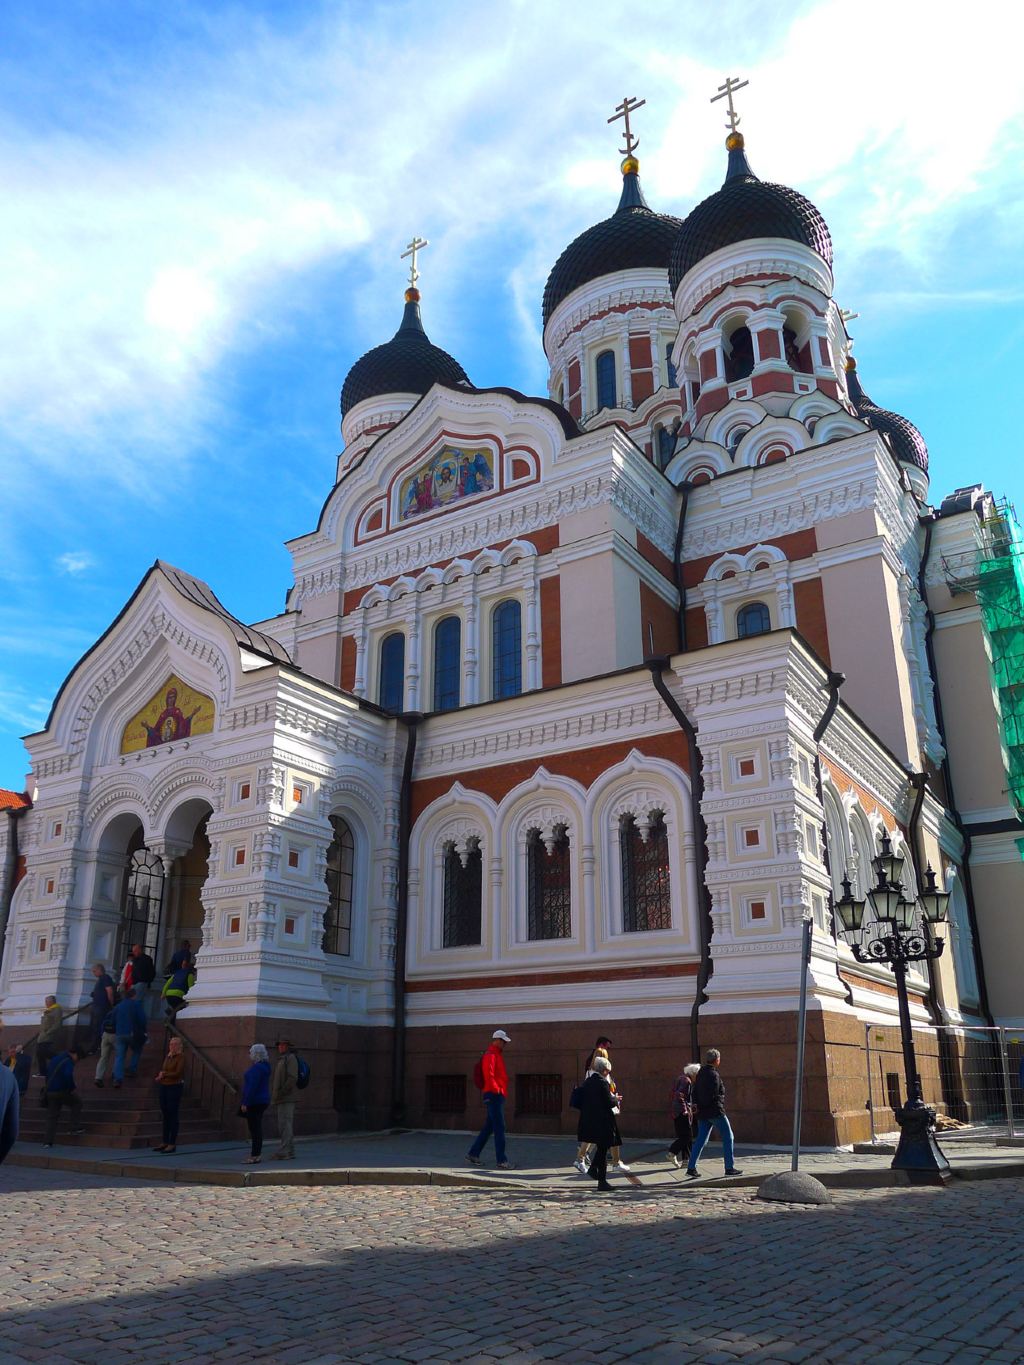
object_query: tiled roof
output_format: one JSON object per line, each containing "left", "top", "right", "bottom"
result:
{"left": 846, "top": 362, "right": 929, "bottom": 473}
{"left": 0, "top": 789, "right": 31, "bottom": 811}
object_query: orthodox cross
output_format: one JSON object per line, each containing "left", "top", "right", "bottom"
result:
{"left": 401, "top": 236, "right": 429, "bottom": 291}
{"left": 839, "top": 308, "right": 860, "bottom": 324}
{"left": 608, "top": 95, "right": 646, "bottom": 157}
{"left": 711, "top": 75, "right": 749, "bottom": 134}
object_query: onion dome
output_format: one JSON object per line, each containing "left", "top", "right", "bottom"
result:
{"left": 542, "top": 158, "right": 682, "bottom": 327}
{"left": 340, "top": 288, "right": 470, "bottom": 416}
{"left": 669, "top": 133, "right": 832, "bottom": 293}
{"left": 845, "top": 356, "right": 929, "bottom": 472}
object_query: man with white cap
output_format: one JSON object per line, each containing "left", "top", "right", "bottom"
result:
{"left": 466, "top": 1028, "right": 515, "bottom": 1170}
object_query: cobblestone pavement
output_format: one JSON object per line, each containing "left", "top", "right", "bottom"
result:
{"left": 1, "top": 1166, "right": 1022, "bottom": 1365}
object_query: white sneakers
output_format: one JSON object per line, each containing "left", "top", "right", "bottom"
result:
{"left": 610, "top": 1161, "right": 631, "bottom": 1173}
{"left": 573, "top": 1157, "right": 590, "bottom": 1175}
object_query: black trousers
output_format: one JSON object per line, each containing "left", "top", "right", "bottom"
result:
{"left": 159, "top": 1084, "right": 183, "bottom": 1145}
{"left": 245, "top": 1103, "right": 267, "bottom": 1156}
{"left": 669, "top": 1113, "right": 693, "bottom": 1158}
{"left": 44, "top": 1091, "right": 82, "bottom": 1145}
{"left": 588, "top": 1143, "right": 610, "bottom": 1187}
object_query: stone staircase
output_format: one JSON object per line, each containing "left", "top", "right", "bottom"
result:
{"left": 18, "top": 1071, "right": 228, "bottom": 1149}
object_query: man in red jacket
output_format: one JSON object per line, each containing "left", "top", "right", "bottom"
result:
{"left": 466, "top": 1029, "right": 514, "bottom": 1170}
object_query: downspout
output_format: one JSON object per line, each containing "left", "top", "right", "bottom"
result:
{"left": 0, "top": 804, "right": 27, "bottom": 976}
{"left": 917, "top": 513, "right": 994, "bottom": 1025}
{"left": 390, "top": 713, "right": 421, "bottom": 1123}
{"left": 672, "top": 482, "right": 692, "bottom": 653}
{"left": 811, "top": 671, "right": 852, "bottom": 1004}
{"left": 647, "top": 659, "right": 711, "bottom": 1061}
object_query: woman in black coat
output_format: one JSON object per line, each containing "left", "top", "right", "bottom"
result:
{"left": 575, "top": 1056, "right": 620, "bottom": 1191}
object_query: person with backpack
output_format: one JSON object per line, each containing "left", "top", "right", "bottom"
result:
{"left": 271, "top": 1038, "right": 304, "bottom": 1160}
{"left": 685, "top": 1048, "right": 744, "bottom": 1179}
{"left": 466, "top": 1029, "right": 515, "bottom": 1170}
{"left": 43, "top": 1047, "right": 85, "bottom": 1146}
{"left": 668, "top": 1062, "right": 700, "bottom": 1167}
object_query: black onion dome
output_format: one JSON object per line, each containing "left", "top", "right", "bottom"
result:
{"left": 341, "top": 294, "right": 470, "bottom": 416}
{"left": 542, "top": 167, "right": 682, "bottom": 327}
{"left": 669, "top": 136, "right": 832, "bottom": 293}
{"left": 846, "top": 358, "right": 929, "bottom": 472}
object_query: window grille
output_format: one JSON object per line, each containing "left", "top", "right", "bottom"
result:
{"left": 737, "top": 601, "right": 771, "bottom": 638}
{"left": 442, "top": 843, "right": 482, "bottom": 947}
{"left": 516, "top": 1073, "right": 562, "bottom": 1115}
{"left": 433, "top": 615, "right": 461, "bottom": 712}
{"left": 491, "top": 599, "right": 522, "bottom": 699}
{"left": 378, "top": 631, "right": 405, "bottom": 712}
{"left": 117, "top": 842, "right": 165, "bottom": 964}
{"left": 526, "top": 827, "right": 571, "bottom": 940}
{"left": 323, "top": 815, "right": 354, "bottom": 956}
{"left": 426, "top": 1074, "right": 467, "bottom": 1114}
{"left": 595, "top": 350, "right": 616, "bottom": 410}
{"left": 620, "top": 811, "right": 672, "bottom": 932}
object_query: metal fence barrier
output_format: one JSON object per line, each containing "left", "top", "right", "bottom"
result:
{"left": 865, "top": 1023, "right": 1024, "bottom": 1142}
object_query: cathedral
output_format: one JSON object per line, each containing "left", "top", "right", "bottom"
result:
{"left": 2, "top": 86, "right": 1021, "bottom": 1146}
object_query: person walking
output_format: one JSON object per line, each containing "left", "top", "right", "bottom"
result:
{"left": 93, "top": 1008, "right": 118, "bottom": 1087}
{"left": 270, "top": 1039, "right": 299, "bottom": 1160}
{"left": 43, "top": 1047, "right": 85, "bottom": 1146}
{"left": 668, "top": 1062, "right": 700, "bottom": 1168}
{"left": 110, "top": 988, "right": 147, "bottom": 1087}
{"left": 165, "top": 940, "right": 193, "bottom": 975}
{"left": 240, "top": 1043, "right": 272, "bottom": 1164}
{"left": 88, "top": 964, "right": 115, "bottom": 1052}
{"left": 162, "top": 962, "right": 195, "bottom": 1020}
{"left": 686, "top": 1049, "right": 743, "bottom": 1179}
{"left": 576, "top": 1055, "right": 619, "bottom": 1192}
{"left": 126, "top": 943, "right": 156, "bottom": 1005}
{"left": 36, "top": 996, "right": 64, "bottom": 1078}
{"left": 573, "top": 1038, "right": 629, "bottom": 1174}
{"left": 466, "top": 1029, "right": 515, "bottom": 1170}
{"left": 152, "top": 1037, "right": 186, "bottom": 1153}
{"left": 0, "top": 1056, "right": 18, "bottom": 1163}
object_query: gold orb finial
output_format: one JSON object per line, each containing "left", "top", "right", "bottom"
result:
{"left": 621, "top": 155, "right": 640, "bottom": 176}
{"left": 845, "top": 355, "right": 857, "bottom": 372}
{"left": 726, "top": 131, "right": 744, "bottom": 152}
{"left": 405, "top": 286, "right": 420, "bottom": 304}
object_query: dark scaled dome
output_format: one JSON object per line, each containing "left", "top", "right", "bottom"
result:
{"left": 543, "top": 162, "right": 682, "bottom": 328}
{"left": 341, "top": 291, "right": 470, "bottom": 416}
{"left": 845, "top": 357, "right": 929, "bottom": 473}
{"left": 669, "top": 134, "right": 832, "bottom": 293}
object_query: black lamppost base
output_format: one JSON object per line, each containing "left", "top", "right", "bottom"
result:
{"left": 891, "top": 1101, "right": 952, "bottom": 1185}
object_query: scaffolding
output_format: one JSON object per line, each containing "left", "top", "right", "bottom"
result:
{"left": 941, "top": 499, "right": 1024, "bottom": 823}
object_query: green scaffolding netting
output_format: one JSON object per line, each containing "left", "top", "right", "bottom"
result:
{"left": 974, "top": 510, "right": 1024, "bottom": 823}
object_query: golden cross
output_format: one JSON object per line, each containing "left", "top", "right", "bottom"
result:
{"left": 711, "top": 75, "right": 749, "bottom": 134}
{"left": 608, "top": 95, "right": 646, "bottom": 157}
{"left": 401, "top": 236, "right": 429, "bottom": 291}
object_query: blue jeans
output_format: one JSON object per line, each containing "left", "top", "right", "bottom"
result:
{"left": 687, "top": 1115, "right": 735, "bottom": 1172}
{"left": 113, "top": 1036, "right": 142, "bottom": 1082}
{"left": 468, "top": 1093, "right": 507, "bottom": 1163}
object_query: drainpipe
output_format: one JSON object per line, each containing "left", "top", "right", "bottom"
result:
{"left": 672, "top": 482, "right": 692, "bottom": 653}
{"left": 811, "top": 671, "right": 852, "bottom": 1004}
{"left": 647, "top": 659, "right": 711, "bottom": 1061}
{"left": 917, "top": 513, "right": 994, "bottom": 1025}
{"left": 0, "top": 802, "right": 29, "bottom": 976}
{"left": 390, "top": 713, "right": 421, "bottom": 1124}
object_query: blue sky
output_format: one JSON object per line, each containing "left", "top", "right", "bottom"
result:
{"left": 2, "top": 0, "right": 1022, "bottom": 785}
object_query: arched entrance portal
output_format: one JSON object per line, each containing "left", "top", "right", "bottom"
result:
{"left": 161, "top": 811, "right": 211, "bottom": 969}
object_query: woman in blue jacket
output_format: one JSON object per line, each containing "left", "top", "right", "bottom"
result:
{"left": 240, "top": 1043, "right": 271, "bottom": 1164}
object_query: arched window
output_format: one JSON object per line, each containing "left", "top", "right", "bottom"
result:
{"left": 621, "top": 812, "right": 671, "bottom": 932}
{"left": 433, "top": 616, "right": 461, "bottom": 712}
{"left": 595, "top": 350, "right": 616, "bottom": 411}
{"left": 725, "top": 325, "right": 755, "bottom": 382}
{"left": 657, "top": 425, "right": 675, "bottom": 470}
{"left": 783, "top": 324, "right": 813, "bottom": 375}
{"left": 526, "top": 827, "right": 571, "bottom": 940}
{"left": 118, "top": 841, "right": 165, "bottom": 964}
{"left": 737, "top": 601, "right": 771, "bottom": 638}
{"left": 665, "top": 343, "right": 677, "bottom": 388}
{"left": 491, "top": 599, "right": 522, "bottom": 700}
{"left": 378, "top": 632, "right": 405, "bottom": 712}
{"left": 442, "top": 842, "right": 482, "bottom": 947}
{"left": 323, "top": 815, "right": 354, "bottom": 956}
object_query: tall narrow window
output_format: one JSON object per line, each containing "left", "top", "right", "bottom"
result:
{"left": 666, "top": 343, "right": 678, "bottom": 388}
{"left": 323, "top": 815, "right": 354, "bottom": 956}
{"left": 526, "top": 827, "right": 571, "bottom": 940}
{"left": 442, "top": 842, "right": 482, "bottom": 947}
{"left": 433, "top": 616, "right": 461, "bottom": 712}
{"left": 118, "top": 842, "right": 165, "bottom": 965}
{"left": 378, "top": 632, "right": 405, "bottom": 712}
{"left": 737, "top": 601, "right": 771, "bottom": 638}
{"left": 620, "top": 812, "right": 672, "bottom": 932}
{"left": 595, "top": 350, "right": 616, "bottom": 411}
{"left": 491, "top": 599, "right": 522, "bottom": 699}
{"left": 657, "top": 425, "right": 675, "bottom": 470}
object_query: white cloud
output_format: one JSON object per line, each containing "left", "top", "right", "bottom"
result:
{"left": 55, "top": 551, "right": 95, "bottom": 576}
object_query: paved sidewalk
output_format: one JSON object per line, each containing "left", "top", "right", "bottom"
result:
{"left": 9, "top": 1127, "right": 1024, "bottom": 1190}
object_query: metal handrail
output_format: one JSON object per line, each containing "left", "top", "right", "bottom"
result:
{"left": 163, "top": 1016, "right": 238, "bottom": 1128}
{"left": 17, "top": 1003, "right": 87, "bottom": 1052}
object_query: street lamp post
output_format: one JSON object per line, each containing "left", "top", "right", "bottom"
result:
{"left": 835, "top": 831, "right": 952, "bottom": 1184}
